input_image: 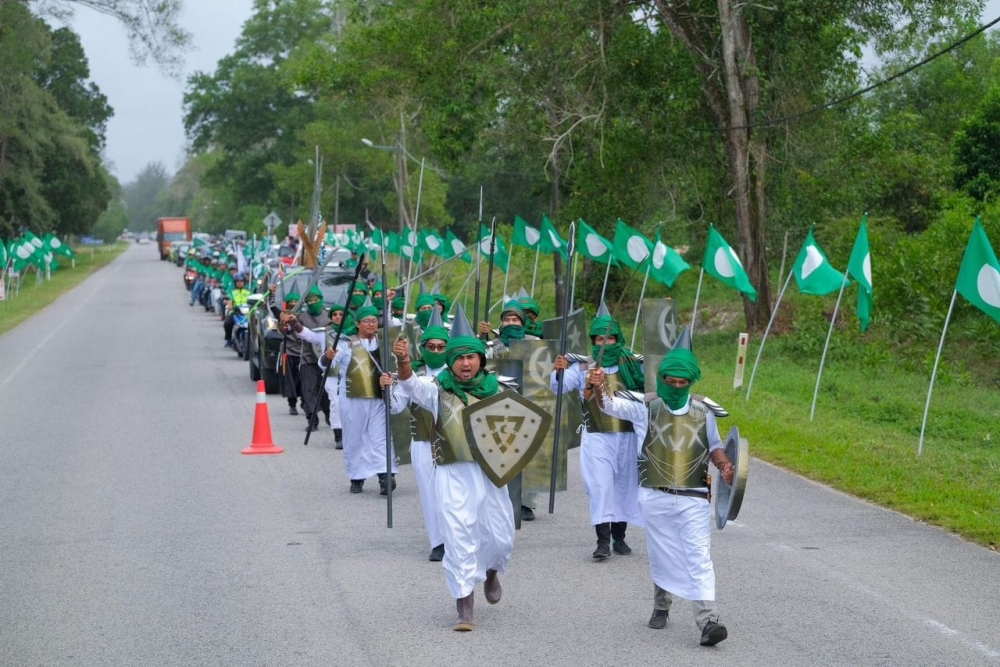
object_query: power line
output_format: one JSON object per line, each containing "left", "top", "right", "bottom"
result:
{"left": 713, "top": 14, "right": 1000, "bottom": 132}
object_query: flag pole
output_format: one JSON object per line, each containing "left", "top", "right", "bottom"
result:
{"left": 918, "top": 289, "right": 958, "bottom": 456}
{"left": 568, "top": 251, "right": 579, "bottom": 315}
{"left": 549, "top": 221, "right": 576, "bottom": 514}
{"left": 631, "top": 262, "right": 652, "bottom": 350}
{"left": 690, "top": 268, "right": 705, "bottom": 336}
{"left": 452, "top": 265, "right": 476, "bottom": 314}
{"left": 809, "top": 277, "right": 848, "bottom": 421}
{"left": 400, "top": 158, "right": 426, "bottom": 320}
{"left": 598, "top": 253, "right": 613, "bottom": 305}
{"left": 745, "top": 269, "right": 794, "bottom": 402}
{"left": 500, "top": 241, "right": 513, "bottom": 305}
{"left": 529, "top": 245, "right": 541, "bottom": 297}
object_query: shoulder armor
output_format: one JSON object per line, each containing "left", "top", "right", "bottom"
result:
{"left": 694, "top": 394, "right": 729, "bottom": 418}
{"left": 564, "top": 352, "right": 591, "bottom": 365}
{"left": 497, "top": 376, "right": 519, "bottom": 391}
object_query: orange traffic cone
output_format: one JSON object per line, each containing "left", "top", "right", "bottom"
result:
{"left": 242, "top": 380, "right": 284, "bottom": 455}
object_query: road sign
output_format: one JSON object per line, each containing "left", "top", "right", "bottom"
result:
{"left": 263, "top": 212, "right": 283, "bottom": 231}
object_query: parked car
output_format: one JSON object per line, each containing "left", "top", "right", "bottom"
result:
{"left": 246, "top": 263, "right": 355, "bottom": 393}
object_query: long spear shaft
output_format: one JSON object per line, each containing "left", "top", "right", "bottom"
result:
{"left": 481, "top": 216, "right": 498, "bottom": 341}
{"left": 472, "top": 187, "right": 484, "bottom": 328}
{"left": 529, "top": 245, "right": 541, "bottom": 297}
{"left": 400, "top": 158, "right": 426, "bottom": 319}
{"left": 549, "top": 221, "right": 576, "bottom": 514}
{"left": 381, "top": 241, "right": 393, "bottom": 528}
{"left": 594, "top": 254, "right": 646, "bottom": 370}
{"left": 598, "top": 254, "right": 613, "bottom": 305}
{"left": 631, "top": 263, "right": 652, "bottom": 351}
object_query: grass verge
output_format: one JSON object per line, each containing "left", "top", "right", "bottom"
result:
{"left": 0, "top": 244, "right": 127, "bottom": 336}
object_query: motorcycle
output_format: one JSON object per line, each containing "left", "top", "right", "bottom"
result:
{"left": 232, "top": 304, "right": 251, "bottom": 358}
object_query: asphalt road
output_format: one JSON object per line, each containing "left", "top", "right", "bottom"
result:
{"left": 1, "top": 244, "right": 998, "bottom": 667}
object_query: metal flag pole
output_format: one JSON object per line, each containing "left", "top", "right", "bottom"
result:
{"left": 918, "top": 290, "right": 958, "bottom": 456}
{"left": 809, "top": 276, "right": 848, "bottom": 421}
{"left": 598, "top": 252, "right": 614, "bottom": 305}
{"left": 549, "top": 222, "right": 576, "bottom": 514}
{"left": 529, "top": 244, "right": 541, "bottom": 297}
{"left": 480, "top": 216, "right": 498, "bottom": 341}
{"left": 452, "top": 264, "right": 476, "bottom": 314}
{"left": 745, "top": 269, "right": 794, "bottom": 403}
{"left": 400, "top": 158, "right": 426, "bottom": 320}
{"left": 500, "top": 239, "right": 513, "bottom": 308}
{"left": 690, "top": 267, "right": 705, "bottom": 336}
{"left": 472, "top": 187, "right": 484, "bottom": 328}
{"left": 381, "top": 239, "right": 394, "bottom": 527}
{"left": 631, "top": 262, "right": 652, "bottom": 351}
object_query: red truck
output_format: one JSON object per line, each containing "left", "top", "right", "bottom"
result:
{"left": 157, "top": 217, "right": 192, "bottom": 260}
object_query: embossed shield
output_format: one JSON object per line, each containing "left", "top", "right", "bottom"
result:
{"left": 542, "top": 307, "right": 588, "bottom": 355}
{"left": 641, "top": 298, "right": 680, "bottom": 393}
{"left": 714, "top": 425, "right": 749, "bottom": 529}
{"left": 463, "top": 391, "right": 553, "bottom": 488}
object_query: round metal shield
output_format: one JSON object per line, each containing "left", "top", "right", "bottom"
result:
{"left": 714, "top": 425, "right": 749, "bottom": 529}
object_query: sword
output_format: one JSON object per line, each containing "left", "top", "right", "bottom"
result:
{"left": 549, "top": 221, "right": 576, "bottom": 515}
{"left": 381, "top": 241, "right": 394, "bottom": 529}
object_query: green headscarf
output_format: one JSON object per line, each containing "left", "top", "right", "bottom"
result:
{"left": 498, "top": 300, "right": 526, "bottom": 346}
{"left": 438, "top": 336, "right": 498, "bottom": 404}
{"left": 355, "top": 304, "right": 379, "bottom": 323}
{"left": 656, "top": 348, "right": 701, "bottom": 409}
{"left": 521, "top": 296, "right": 544, "bottom": 338}
{"left": 328, "top": 304, "right": 357, "bottom": 337}
{"left": 413, "top": 326, "right": 450, "bottom": 371}
{"left": 284, "top": 291, "right": 300, "bottom": 309}
{"left": 415, "top": 293, "right": 437, "bottom": 328}
{"left": 589, "top": 316, "right": 644, "bottom": 391}
{"left": 391, "top": 296, "right": 405, "bottom": 313}
{"left": 305, "top": 285, "right": 324, "bottom": 316}
{"left": 433, "top": 293, "right": 451, "bottom": 315}
{"left": 349, "top": 293, "right": 367, "bottom": 309}
{"left": 519, "top": 296, "right": 540, "bottom": 316}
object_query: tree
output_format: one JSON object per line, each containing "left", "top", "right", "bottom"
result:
{"left": 953, "top": 86, "right": 1000, "bottom": 202}
{"left": 32, "top": 0, "right": 191, "bottom": 74}
{"left": 122, "top": 161, "right": 172, "bottom": 231}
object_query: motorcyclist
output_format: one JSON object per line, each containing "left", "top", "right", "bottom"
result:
{"left": 224, "top": 273, "right": 251, "bottom": 348}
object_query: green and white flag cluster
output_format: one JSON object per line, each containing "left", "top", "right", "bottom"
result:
{"left": 576, "top": 219, "right": 616, "bottom": 265}
{"left": 479, "top": 224, "right": 510, "bottom": 273}
{"left": 847, "top": 217, "right": 873, "bottom": 332}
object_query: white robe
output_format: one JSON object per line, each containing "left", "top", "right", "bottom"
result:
{"left": 317, "top": 335, "right": 343, "bottom": 430}
{"left": 397, "top": 366, "right": 444, "bottom": 550}
{"left": 331, "top": 337, "right": 397, "bottom": 480}
{"left": 601, "top": 394, "right": 723, "bottom": 601}
{"left": 550, "top": 363, "right": 642, "bottom": 527}
{"left": 397, "top": 374, "right": 515, "bottom": 599}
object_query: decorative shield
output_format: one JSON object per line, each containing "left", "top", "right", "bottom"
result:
{"left": 714, "top": 425, "right": 749, "bottom": 529}
{"left": 463, "top": 391, "right": 553, "bottom": 488}
{"left": 641, "top": 298, "right": 680, "bottom": 393}
{"left": 541, "top": 307, "right": 588, "bottom": 354}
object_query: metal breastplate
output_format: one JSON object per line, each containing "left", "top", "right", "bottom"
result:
{"left": 345, "top": 338, "right": 381, "bottom": 398}
{"left": 432, "top": 389, "right": 482, "bottom": 465}
{"left": 638, "top": 399, "right": 710, "bottom": 489}
{"left": 583, "top": 372, "right": 634, "bottom": 433}
{"left": 412, "top": 404, "right": 435, "bottom": 442}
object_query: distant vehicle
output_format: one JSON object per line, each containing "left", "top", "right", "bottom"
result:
{"left": 265, "top": 244, "right": 298, "bottom": 267}
{"left": 224, "top": 229, "right": 248, "bottom": 241}
{"left": 157, "top": 217, "right": 192, "bottom": 260}
{"left": 137, "top": 237, "right": 150, "bottom": 245}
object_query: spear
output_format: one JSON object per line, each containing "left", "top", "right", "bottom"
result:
{"left": 481, "top": 216, "right": 498, "bottom": 341}
{"left": 549, "top": 221, "right": 576, "bottom": 514}
{"left": 472, "top": 187, "right": 484, "bottom": 329}
{"left": 381, "top": 232, "right": 394, "bottom": 528}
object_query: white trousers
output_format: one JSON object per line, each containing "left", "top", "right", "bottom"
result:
{"left": 340, "top": 395, "right": 397, "bottom": 480}
{"left": 411, "top": 440, "right": 442, "bottom": 549}
{"left": 579, "top": 431, "right": 643, "bottom": 527}
{"left": 324, "top": 376, "right": 341, "bottom": 429}
{"left": 638, "top": 487, "right": 715, "bottom": 601}
{"left": 435, "top": 461, "right": 515, "bottom": 599}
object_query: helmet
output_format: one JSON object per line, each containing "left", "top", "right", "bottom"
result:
{"left": 234, "top": 273, "right": 247, "bottom": 282}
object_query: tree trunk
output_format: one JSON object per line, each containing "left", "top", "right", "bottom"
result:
{"left": 717, "top": 0, "right": 771, "bottom": 331}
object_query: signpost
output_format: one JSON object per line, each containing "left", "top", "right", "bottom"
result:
{"left": 263, "top": 211, "right": 283, "bottom": 243}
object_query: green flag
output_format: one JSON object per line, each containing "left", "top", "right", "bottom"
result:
{"left": 649, "top": 232, "right": 691, "bottom": 288}
{"left": 385, "top": 231, "right": 401, "bottom": 255}
{"left": 612, "top": 219, "right": 653, "bottom": 269}
{"left": 46, "top": 234, "right": 75, "bottom": 259}
{"left": 847, "top": 216, "right": 873, "bottom": 332}
{"left": 955, "top": 217, "right": 1000, "bottom": 324}
{"left": 479, "top": 224, "right": 510, "bottom": 274}
{"left": 576, "top": 219, "right": 616, "bottom": 265}
{"left": 420, "top": 229, "right": 448, "bottom": 257}
{"left": 703, "top": 225, "right": 757, "bottom": 301}
{"left": 793, "top": 228, "right": 848, "bottom": 296}
{"left": 444, "top": 229, "right": 472, "bottom": 263}
{"left": 512, "top": 216, "right": 541, "bottom": 250}
{"left": 539, "top": 216, "right": 568, "bottom": 259}
{"left": 0, "top": 238, "right": 7, "bottom": 268}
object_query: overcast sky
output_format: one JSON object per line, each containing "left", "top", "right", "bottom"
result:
{"left": 67, "top": 1, "right": 1000, "bottom": 188}
{"left": 68, "top": 0, "right": 254, "bottom": 185}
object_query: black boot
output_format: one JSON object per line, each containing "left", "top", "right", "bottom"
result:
{"left": 453, "top": 593, "right": 474, "bottom": 631}
{"left": 334, "top": 428, "right": 343, "bottom": 450}
{"left": 305, "top": 414, "right": 318, "bottom": 432}
{"left": 378, "top": 473, "right": 396, "bottom": 496}
{"left": 593, "top": 523, "right": 611, "bottom": 560}
{"left": 429, "top": 544, "right": 445, "bottom": 562}
{"left": 611, "top": 521, "right": 632, "bottom": 555}
{"left": 349, "top": 479, "right": 364, "bottom": 493}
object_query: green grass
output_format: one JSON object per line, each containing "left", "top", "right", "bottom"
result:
{"left": 694, "top": 330, "right": 1000, "bottom": 549}
{"left": 0, "top": 244, "right": 127, "bottom": 336}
